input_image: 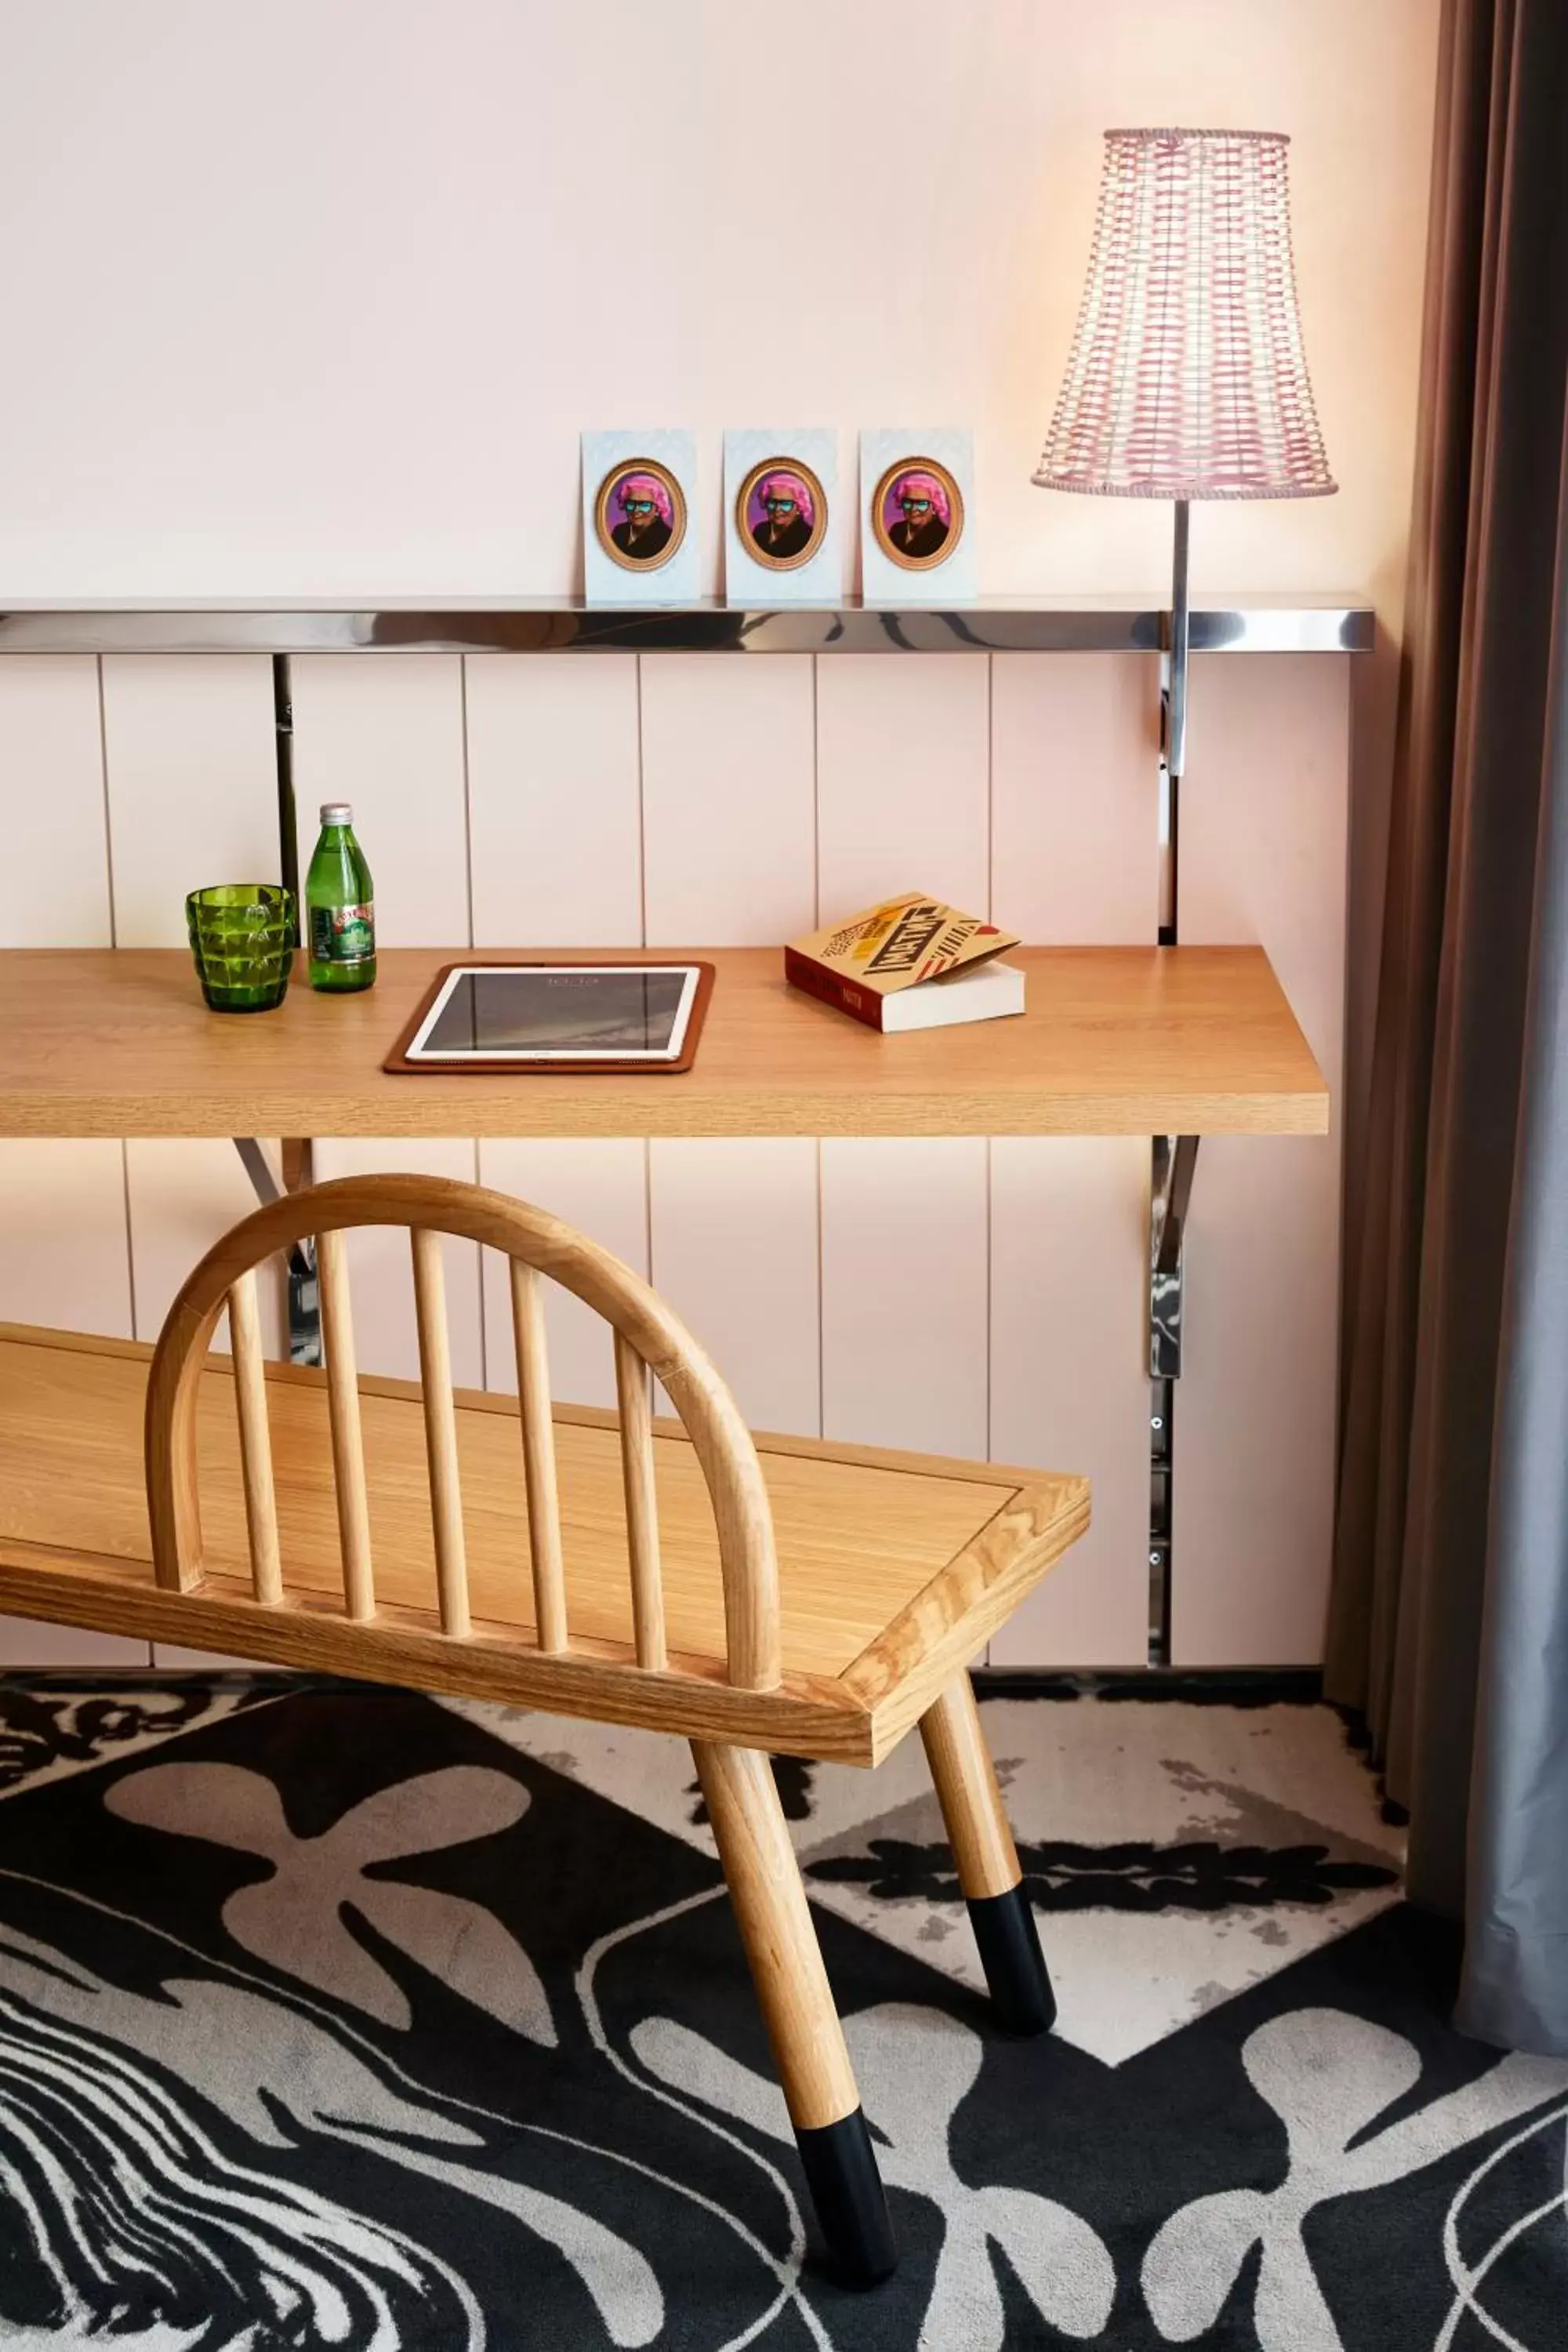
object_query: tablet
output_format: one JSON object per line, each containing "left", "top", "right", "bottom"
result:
{"left": 385, "top": 962, "right": 714, "bottom": 1075}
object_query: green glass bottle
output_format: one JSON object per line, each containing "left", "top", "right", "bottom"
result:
{"left": 305, "top": 803, "right": 376, "bottom": 992}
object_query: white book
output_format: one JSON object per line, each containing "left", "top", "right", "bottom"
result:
{"left": 879, "top": 959, "right": 1026, "bottom": 1033}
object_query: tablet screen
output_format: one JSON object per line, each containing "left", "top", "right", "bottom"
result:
{"left": 404, "top": 965, "right": 702, "bottom": 1062}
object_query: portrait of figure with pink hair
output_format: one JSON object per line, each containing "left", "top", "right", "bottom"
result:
{"left": 593, "top": 458, "right": 687, "bottom": 571}
{"left": 584, "top": 431, "right": 698, "bottom": 602}
{"left": 737, "top": 458, "right": 828, "bottom": 571}
{"left": 876, "top": 460, "right": 963, "bottom": 568}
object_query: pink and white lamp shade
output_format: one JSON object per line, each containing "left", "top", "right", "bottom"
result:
{"left": 1034, "top": 128, "right": 1335, "bottom": 796}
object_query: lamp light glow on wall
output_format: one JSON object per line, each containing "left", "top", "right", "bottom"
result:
{"left": 1034, "top": 129, "right": 1334, "bottom": 935}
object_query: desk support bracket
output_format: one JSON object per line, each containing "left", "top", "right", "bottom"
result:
{"left": 1147, "top": 1133, "right": 1199, "bottom": 1665}
{"left": 233, "top": 1137, "right": 320, "bottom": 1365}
{"left": 1150, "top": 1134, "right": 1200, "bottom": 1381}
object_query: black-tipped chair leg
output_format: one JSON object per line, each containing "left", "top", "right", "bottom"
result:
{"left": 967, "top": 1882, "right": 1057, "bottom": 2037}
{"left": 796, "top": 2107, "right": 898, "bottom": 2286}
{"left": 920, "top": 1671, "right": 1060, "bottom": 2038}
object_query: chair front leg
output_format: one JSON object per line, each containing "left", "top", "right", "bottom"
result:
{"left": 692, "top": 1740, "right": 897, "bottom": 2287}
{"left": 920, "top": 1670, "right": 1056, "bottom": 2036}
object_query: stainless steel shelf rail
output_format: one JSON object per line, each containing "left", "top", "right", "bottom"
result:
{"left": 0, "top": 598, "right": 1373, "bottom": 658}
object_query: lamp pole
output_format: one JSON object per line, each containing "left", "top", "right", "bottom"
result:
{"left": 1162, "top": 498, "right": 1191, "bottom": 947}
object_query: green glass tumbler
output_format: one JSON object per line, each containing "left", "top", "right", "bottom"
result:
{"left": 186, "top": 884, "right": 296, "bottom": 1012}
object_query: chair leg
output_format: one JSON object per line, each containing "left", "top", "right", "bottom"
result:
{"left": 920, "top": 1670, "right": 1056, "bottom": 2036}
{"left": 692, "top": 1740, "right": 897, "bottom": 2287}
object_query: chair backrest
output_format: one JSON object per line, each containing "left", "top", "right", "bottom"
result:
{"left": 143, "top": 1172, "right": 782, "bottom": 1692}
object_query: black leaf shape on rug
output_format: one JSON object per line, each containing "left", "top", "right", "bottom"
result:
{"left": 0, "top": 1682, "right": 246, "bottom": 1792}
{"left": 687, "top": 1755, "right": 815, "bottom": 1828}
{"left": 809, "top": 1835, "right": 1399, "bottom": 1912}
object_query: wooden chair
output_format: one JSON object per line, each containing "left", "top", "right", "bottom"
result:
{"left": 0, "top": 1172, "right": 1091, "bottom": 2285}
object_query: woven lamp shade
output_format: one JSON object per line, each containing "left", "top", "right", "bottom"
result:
{"left": 1035, "top": 129, "right": 1335, "bottom": 502}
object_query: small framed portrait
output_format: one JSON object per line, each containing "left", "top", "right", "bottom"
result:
{"left": 735, "top": 459, "right": 828, "bottom": 572}
{"left": 723, "top": 428, "right": 840, "bottom": 604}
{"left": 859, "top": 428, "right": 975, "bottom": 604}
{"left": 582, "top": 430, "right": 700, "bottom": 604}
{"left": 594, "top": 459, "right": 686, "bottom": 572}
{"left": 872, "top": 458, "right": 964, "bottom": 571}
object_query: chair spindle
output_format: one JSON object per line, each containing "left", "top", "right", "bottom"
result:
{"left": 227, "top": 1269, "right": 282, "bottom": 1606}
{"left": 510, "top": 1259, "right": 567, "bottom": 1653}
{"left": 615, "top": 1330, "right": 667, "bottom": 1671}
{"left": 316, "top": 1226, "right": 376, "bottom": 1621}
{"left": 411, "top": 1228, "right": 471, "bottom": 1639}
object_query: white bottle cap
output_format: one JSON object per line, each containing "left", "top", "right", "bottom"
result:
{"left": 320, "top": 802, "right": 353, "bottom": 823}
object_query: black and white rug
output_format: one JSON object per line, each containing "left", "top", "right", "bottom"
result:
{"left": 0, "top": 1676, "right": 1561, "bottom": 2349}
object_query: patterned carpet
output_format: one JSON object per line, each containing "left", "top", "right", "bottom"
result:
{"left": 0, "top": 1675, "right": 1561, "bottom": 2349}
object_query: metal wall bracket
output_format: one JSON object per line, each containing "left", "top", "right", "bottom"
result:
{"left": 1148, "top": 1133, "right": 1200, "bottom": 1664}
{"left": 233, "top": 1136, "right": 320, "bottom": 1365}
{"left": 1150, "top": 1134, "right": 1200, "bottom": 1380}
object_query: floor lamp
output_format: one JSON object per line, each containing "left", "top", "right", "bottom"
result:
{"left": 1033, "top": 128, "right": 1335, "bottom": 1658}
{"left": 1033, "top": 127, "right": 1336, "bottom": 942}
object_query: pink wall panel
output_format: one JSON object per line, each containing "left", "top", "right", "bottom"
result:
{"left": 466, "top": 654, "right": 642, "bottom": 947}
{"left": 989, "top": 1137, "right": 1152, "bottom": 1668}
{"left": 816, "top": 655, "right": 990, "bottom": 917}
{"left": 0, "top": 656, "right": 113, "bottom": 947}
{"left": 101, "top": 655, "right": 278, "bottom": 947}
{"left": 125, "top": 1138, "right": 286, "bottom": 1358}
{"left": 478, "top": 1137, "right": 648, "bottom": 1410}
{"left": 988, "top": 651, "right": 1162, "bottom": 1664}
{"left": 649, "top": 1138, "right": 820, "bottom": 1437}
{"left": 815, "top": 658, "right": 993, "bottom": 1461}
{"left": 641, "top": 655, "right": 815, "bottom": 945}
{"left": 990, "top": 652, "right": 1160, "bottom": 942}
{"left": 290, "top": 655, "right": 470, "bottom": 947}
{"left": 311, "top": 1138, "right": 485, "bottom": 1388}
{"left": 640, "top": 655, "right": 821, "bottom": 1443}
{"left": 1172, "top": 654, "right": 1350, "bottom": 1664}
{"left": 820, "top": 1135, "right": 989, "bottom": 1457}
{"left": 0, "top": 661, "right": 137, "bottom": 1662}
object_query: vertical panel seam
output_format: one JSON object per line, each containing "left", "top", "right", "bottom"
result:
{"left": 96, "top": 656, "right": 118, "bottom": 949}
{"left": 472, "top": 1139, "right": 488, "bottom": 1388}
{"left": 815, "top": 1138, "right": 826, "bottom": 1440}
{"left": 637, "top": 652, "right": 652, "bottom": 1295}
{"left": 985, "top": 654, "right": 994, "bottom": 924}
{"left": 634, "top": 655, "right": 648, "bottom": 949}
{"left": 811, "top": 652, "right": 823, "bottom": 1431}
{"left": 120, "top": 1142, "right": 140, "bottom": 1342}
{"left": 459, "top": 657, "right": 476, "bottom": 950}
{"left": 100, "top": 653, "right": 137, "bottom": 1349}
{"left": 984, "top": 1135, "right": 993, "bottom": 1468}
{"left": 642, "top": 1136, "right": 654, "bottom": 1284}
{"left": 810, "top": 654, "right": 821, "bottom": 927}
{"left": 984, "top": 661, "right": 996, "bottom": 1652}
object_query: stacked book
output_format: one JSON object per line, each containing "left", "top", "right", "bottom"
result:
{"left": 785, "top": 892, "right": 1025, "bottom": 1032}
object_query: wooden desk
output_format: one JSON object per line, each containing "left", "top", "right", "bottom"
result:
{"left": 0, "top": 945, "right": 1327, "bottom": 1140}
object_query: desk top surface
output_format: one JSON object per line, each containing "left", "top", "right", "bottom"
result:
{"left": 0, "top": 946, "right": 1328, "bottom": 1140}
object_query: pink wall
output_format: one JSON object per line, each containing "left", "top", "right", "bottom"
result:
{"left": 0, "top": 1, "right": 1436, "bottom": 613}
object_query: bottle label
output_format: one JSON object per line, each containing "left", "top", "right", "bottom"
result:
{"left": 312, "top": 902, "right": 375, "bottom": 964}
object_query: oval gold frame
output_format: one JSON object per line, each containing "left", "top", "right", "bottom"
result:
{"left": 871, "top": 456, "right": 965, "bottom": 573}
{"left": 734, "top": 456, "right": 829, "bottom": 574}
{"left": 594, "top": 459, "right": 688, "bottom": 575}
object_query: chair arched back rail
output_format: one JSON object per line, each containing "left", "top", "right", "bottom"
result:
{"left": 143, "top": 1172, "right": 782, "bottom": 1693}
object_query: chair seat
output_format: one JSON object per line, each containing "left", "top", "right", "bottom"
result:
{"left": 0, "top": 1323, "right": 1089, "bottom": 1765}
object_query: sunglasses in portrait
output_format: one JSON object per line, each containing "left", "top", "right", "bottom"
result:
{"left": 764, "top": 495, "right": 798, "bottom": 514}
{"left": 622, "top": 496, "right": 657, "bottom": 517}
{"left": 899, "top": 495, "right": 934, "bottom": 517}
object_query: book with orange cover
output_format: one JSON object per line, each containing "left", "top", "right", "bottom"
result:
{"left": 784, "top": 892, "right": 1024, "bottom": 1033}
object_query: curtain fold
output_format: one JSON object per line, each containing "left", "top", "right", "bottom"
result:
{"left": 1326, "top": 0, "right": 1568, "bottom": 2055}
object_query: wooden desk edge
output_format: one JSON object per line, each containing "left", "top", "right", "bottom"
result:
{"left": 0, "top": 1087, "right": 1330, "bottom": 1140}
